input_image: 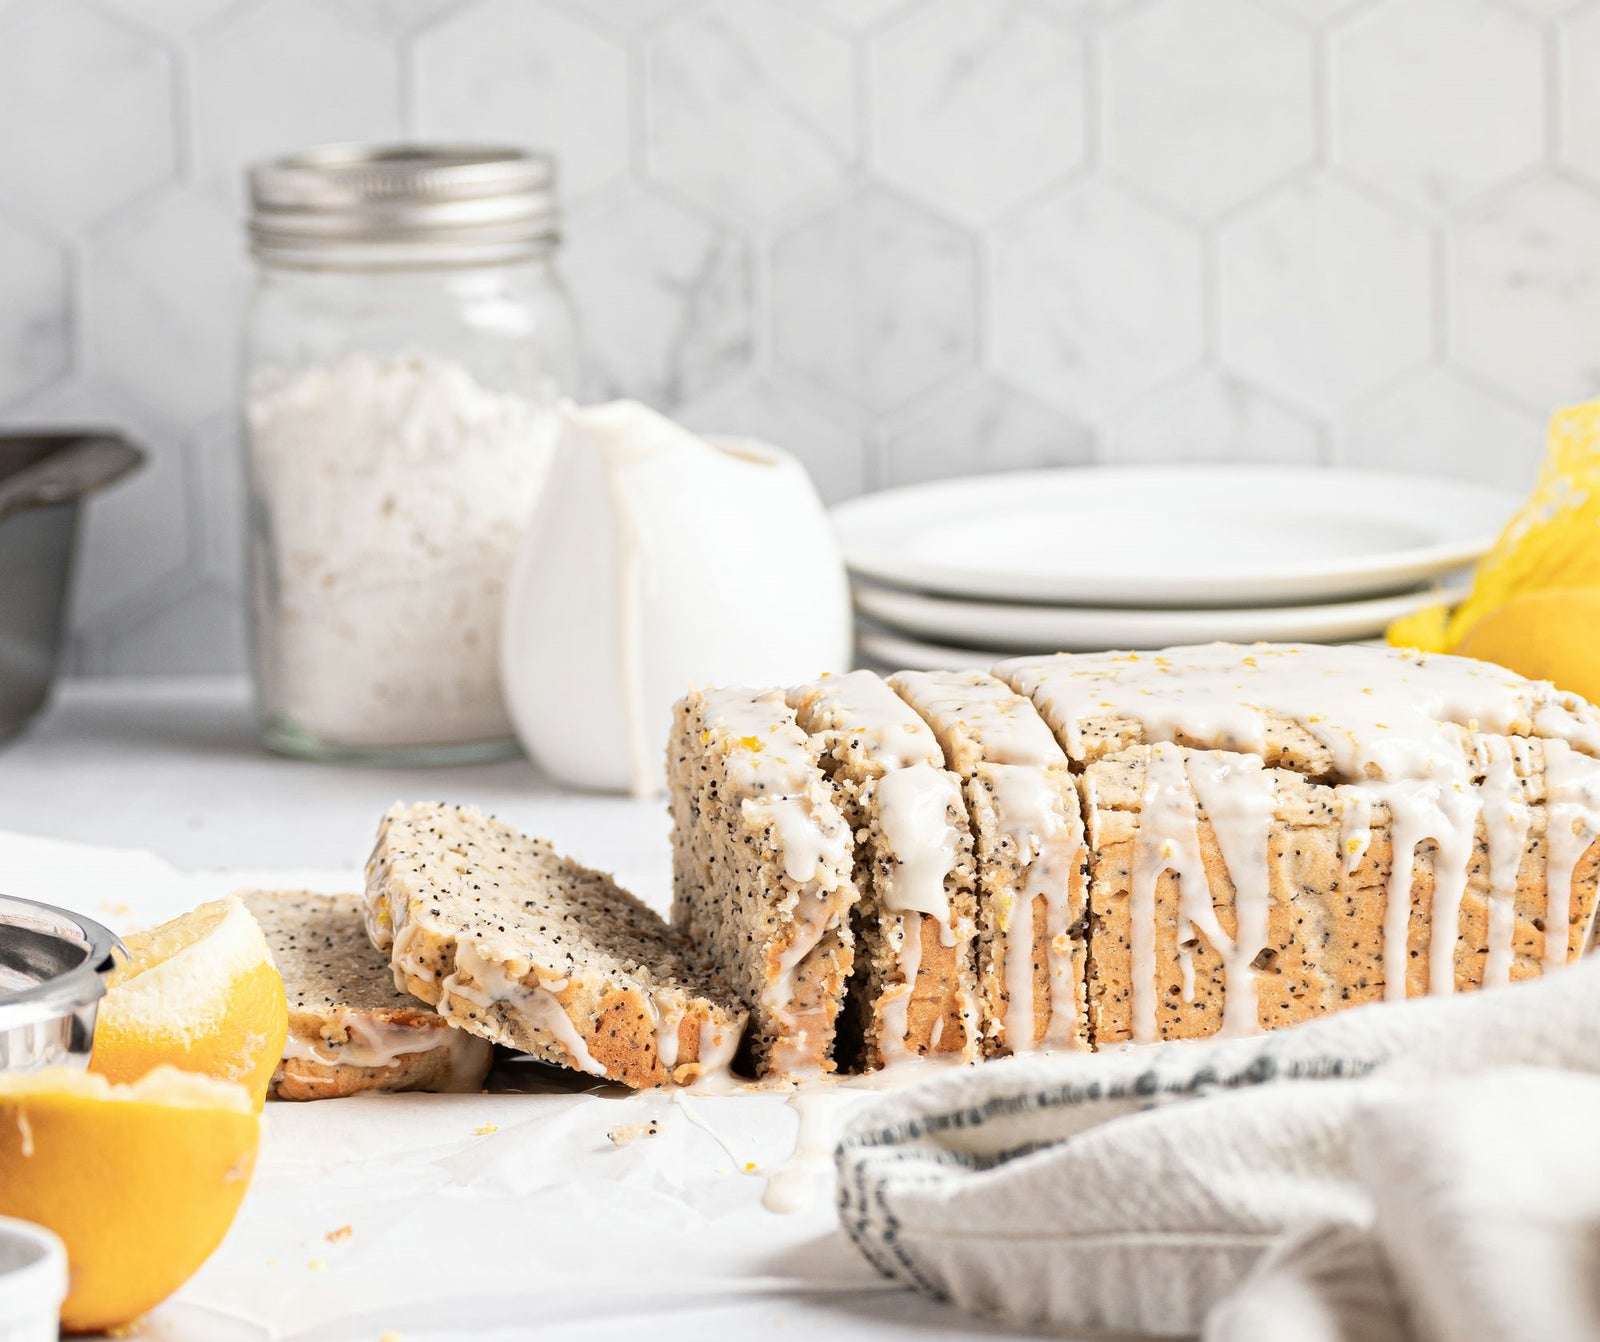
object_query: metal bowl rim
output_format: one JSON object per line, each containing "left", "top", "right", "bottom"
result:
{"left": 0, "top": 894, "right": 122, "bottom": 1030}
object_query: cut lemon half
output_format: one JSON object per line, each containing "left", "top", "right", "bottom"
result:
{"left": 0, "top": 1065, "right": 258, "bottom": 1334}
{"left": 90, "top": 895, "right": 287, "bottom": 1109}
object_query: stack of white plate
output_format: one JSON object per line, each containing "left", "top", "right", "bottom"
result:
{"left": 831, "top": 465, "right": 1514, "bottom": 672}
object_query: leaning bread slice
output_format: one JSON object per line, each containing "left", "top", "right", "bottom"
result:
{"left": 890, "top": 670, "right": 1089, "bottom": 1056}
{"left": 240, "top": 889, "right": 493, "bottom": 1101}
{"left": 790, "top": 671, "right": 979, "bottom": 1069}
{"left": 365, "top": 804, "right": 746, "bottom": 1090}
{"left": 667, "top": 686, "right": 859, "bottom": 1078}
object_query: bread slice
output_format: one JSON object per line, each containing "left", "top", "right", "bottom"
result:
{"left": 364, "top": 803, "right": 746, "bottom": 1090}
{"left": 889, "top": 670, "right": 1089, "bottom": 1055}
{"left": 240, "top": 889, "right": 493, "bottom": 1101}
{"left": 790, "top": 671, "right": 980, "bottom": 1069}
{"left": 667, "top": 686, "right": 859, "bottom": 1078}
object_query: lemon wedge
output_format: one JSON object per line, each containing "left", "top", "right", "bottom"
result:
{"left": 90, "top": 895, "right": 287, "bottom": 1109}
{"left": 0, "top": 1065, "right": 258, "bottom": 1334}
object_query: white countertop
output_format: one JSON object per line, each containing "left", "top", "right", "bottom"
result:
{"left": 0, "top": 676, "right": 671, "bottom": 893}
{"left": 0, "top": 678, "right": 1038, "bottom": 1342}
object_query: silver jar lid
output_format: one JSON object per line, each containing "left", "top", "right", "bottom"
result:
{"left": 248, "top": 143, "right": 559, "bottom": 268}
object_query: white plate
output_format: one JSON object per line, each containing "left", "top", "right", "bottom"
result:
{"left": 831, "top": 465, "right": 1514, "bottom": 608}
{"left": 857, "top": 626, "right": 995, "bottom": 672}
{"left": 853, "top": 576, "right": 1470, "bottom": 653}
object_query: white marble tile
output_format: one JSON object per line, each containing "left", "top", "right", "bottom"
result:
{"left": 771, "top": 186, "right": 977, "bottom": 413}
{"left": 188, "top": 413, "right": 243, "bottom": 591}
{"left": 646, "top": 0, "right": 856, "bottom": 224}
{"left": 3, "top": 375, "right": 190, "bottom": 628}
{"left": 992, "top": 180, "right": 1204, "bottom": 421}
{"left": 1335, "top": 366, "right": 1543, "bottom": 490}
{"left": 332, "top": 0, "right": 460, "bottom": 36}
{"left": 98, "top": 0, "right": 242, "bottom": 34}
{"left": 1219, "top": 177, "right": 1431, "bottom": 415}
{"left": 0, "top": 216, "right": 67, "bottom": 409}
{"left": 1560, "top": 10, "right": 1600, "bottom": 186}
{"left": 1101, "top": 0, "right": 1314, "bottom": 220}
{"left": 1450, "top": 175, "right": 1600, "bottom": 409}
{"left": 192, "top": 0, "right": 401, "bottom": 203}
{"left": 1256, "top": 0, "right": 1372, "bottom": 24}
{"left": 561, "top": 181, "right": 753, "bottom": 409}
{"left": 1331, "top": 0, "right": 1543, "bottom": 213}
{"left": 81, "top": 188, "right": 251, "bottom": 428}
{"left": 101, "top": 579, "right": 246, "bottom": 675}
{"left": 412, "top": 0, "right": 630, "bottom": 201}
{"left": 870, "top": 0, "right": 1085, "bottom": 225}
{"left": 1510, "top": 0, "right": 1587, "bottom": 17}
{"left": 811, "top": 0, "right": 913, "bottom": 32}
{"left": 0, "top": 0, "right": 176, "bottom": 231}
{"left": 556, "top": 0, "right": 692, "bottom": 31}
{"left": 883, "top": 376, "right": 1095, "bottom": 487}
{"left": 678, "top": 374, "right": 866, "bottom": 502}
{"left": 1113, "top": 370, "right": 1321, "bottom": 464}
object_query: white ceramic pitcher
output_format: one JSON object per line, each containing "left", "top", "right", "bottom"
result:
{"left": 501, "top": 400, "right": 853, "bottom": 795}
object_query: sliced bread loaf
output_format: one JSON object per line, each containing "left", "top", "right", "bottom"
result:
{"left": 667, "top": 686, "right": 859, "bottom": 1078}
{"left": 790, "top": 671, "right": 980, "bottom": 1069}
{"left": 890, "top": 670, "right": 1090, "bottom": 1055}
{"left": 240, "top": 888, "right": 493, "bottom": 1100}
{"left": 364, "top": 803, "right": 746, "bottom": 1090}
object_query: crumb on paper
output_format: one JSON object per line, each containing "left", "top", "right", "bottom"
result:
{"left": 98, "top": 901, "right": 132, "bottom": 920}
{"left": 743, "top": 1161, "right": 759, "bottom": 1173}
{"left": 306, "top": 1259, "right": 326, "bottom": 1271}
{"left": 606, "top": 1118, "right": 661, "bottom": 1147}
{"left": 325, "top": 1224, "right": 353, "bottom": 1244}
{"left": 474, "top": 1122, "right": 499, "bottom": 1135}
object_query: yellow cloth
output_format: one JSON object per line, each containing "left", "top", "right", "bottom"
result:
{"left": 1388, "top": 399, "right": 1600, "bottom": 652}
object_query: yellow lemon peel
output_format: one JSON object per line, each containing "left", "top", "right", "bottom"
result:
{"left": 0, "top": 1065, "right": 258, "bottom": 1334}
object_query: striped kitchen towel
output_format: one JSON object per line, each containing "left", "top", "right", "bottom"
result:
{"left": 835, "top": 958, "right": 1600, "bottom": 1341}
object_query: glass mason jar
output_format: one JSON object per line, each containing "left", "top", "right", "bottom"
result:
{"left": 242, "top": 144, "right": 579, "bottom": 763}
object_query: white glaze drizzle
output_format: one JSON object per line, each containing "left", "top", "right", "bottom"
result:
{"left": 762, "top": 1089, "right": 869, "bottom": 1214}
{"left": 875, "top": 764, "right": 962, "bottom": 931}
{"left": 282, "top": 1010, "right": 486, "bottom": 1073}
{"left": 1478, "top": 735, "right": 1534, "bottom": 987}
{"left": 1337, "top": 785, "right": 1373, "bottom": 875}
{"left": 647, "top": 997, "right": 684, "bottom": 1072}
{"left": 892, "top": 671, "right": 1085, "bottom": 1055}
{"left": 792, "top": 672, "right": 967, "bottom": 1063}
{"left": 694, "top": 1015, "right": 741, "bottom": 1078}
{"left": 1364, "top": 779, "right": 1480, "bottom": 999}
{"left": 1187, "top": 749, "right": 1279, "bottom": 1037}
{"left": 441, "top": 941, "right": 607, "bottom": 1077}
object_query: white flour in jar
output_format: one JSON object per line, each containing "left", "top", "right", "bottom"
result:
{"left": 246, "top": 350, "right": 557, "bottom": 750}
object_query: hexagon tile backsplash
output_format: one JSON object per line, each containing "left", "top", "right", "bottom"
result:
{"left": 0, "top": 0, "right": 1593, "bottom": 673}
